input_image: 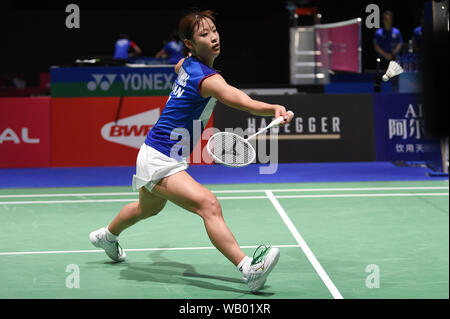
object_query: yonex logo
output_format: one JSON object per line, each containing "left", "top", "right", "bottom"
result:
{"left": 87, "top": 73, "right": 175, "bottom": 92}
{"left": 87, "top": 74, "right": 117, "bottom": 91}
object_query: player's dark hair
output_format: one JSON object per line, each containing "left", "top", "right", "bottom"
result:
{"left": 178, "top": 9, "right": 216, "bottom": 56}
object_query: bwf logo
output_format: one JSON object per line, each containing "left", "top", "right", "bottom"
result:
{"left": 101, "top": 109, "right": 160, "bottom": 149}
{"left": 87, "top": 74, "right": 117, "bottom": 91}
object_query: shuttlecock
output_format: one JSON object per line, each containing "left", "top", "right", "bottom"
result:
{"left": 382, "top": 61, "right": 404, "bottom": 81}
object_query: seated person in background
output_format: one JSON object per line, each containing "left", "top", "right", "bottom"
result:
{"left": 155, "top": 32, "right": 185, "bottom": 64}
{"left": 113, "top": 33, "right": 142, "bottom": 60}
{"left": 373, "top": 10, "right": 403, "bottom": 69}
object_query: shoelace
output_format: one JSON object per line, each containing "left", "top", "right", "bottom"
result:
{"left": 250, "top": 245, "right": 271, "bottom": 265}
{"left": 115, "top": 242, "right": 123, "bottom": 256}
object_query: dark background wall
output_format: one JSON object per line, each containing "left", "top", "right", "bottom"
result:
{"left": 0, "top": 0, "right": 427, "bottom": 86}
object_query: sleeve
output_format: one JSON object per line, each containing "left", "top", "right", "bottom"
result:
{"left": 396, "top": 29, "right": 403, "bottom": 43}
{"left": 373, "top": 30, "right": 381, "bottom": 45}
{"left": 197, "top": 65, "right": 217, "bottom": 94}
{"left": 188, "top": 62, "right": 217, "bottom": 95}
{"left": 163, "top": 42, "right": 172, "bottom": 54}
{"left": 412, "top": 28, "right": 418, "bottom": 42}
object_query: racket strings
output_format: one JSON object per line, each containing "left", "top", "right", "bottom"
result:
{"left": 210, "top": 132, "right": 254, "bottom": 166}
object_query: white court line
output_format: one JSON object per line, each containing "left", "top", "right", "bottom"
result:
{"left": 275, "top": 193, "right": 449, "bottom": 199}
{"left": 0, "top": 186, "right": 447, "bottom": 198}
{"left": 265, "top": 190, "right": 344, "bottom": 299}
{"left": 0, "top": 192, "right": 136, "bottom": 198}
{"left": 0, "top": 193, "right": 447, "bottom": 205}
{"left": 213, "top": 186, "right": 449, "bottom": 193}
{"left": 0, "top": 244, "right": 301, "bottom": 256}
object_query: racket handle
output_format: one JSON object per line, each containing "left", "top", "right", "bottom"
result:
{"left": 247, "top": 111, "right": 295, "bottom": 141}
{"left": 271, "top": 116, "right": 285, "bottom": 126}
{"left": 270, "top": 111, "right": 295, "bottom": 127}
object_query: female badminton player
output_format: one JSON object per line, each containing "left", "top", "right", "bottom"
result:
{"left": 90, "top": 9, "right": 293, "bottom": 292}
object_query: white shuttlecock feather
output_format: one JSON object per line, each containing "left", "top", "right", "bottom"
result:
{"left": 382, "top": 61, "right": 404, "bottom": 81}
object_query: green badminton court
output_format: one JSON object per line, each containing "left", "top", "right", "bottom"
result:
{"left": 0, "top": 180, "right": 448, "bottom": 299}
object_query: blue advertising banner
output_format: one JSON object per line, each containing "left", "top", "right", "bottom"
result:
{"left": 50, "top": 65, "right": 176, "bottom": 97}
{"left": 373, "top": 93, "right": 442, "bottom": 163}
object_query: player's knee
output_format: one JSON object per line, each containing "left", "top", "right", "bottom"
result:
{"left": 198, "top": 195, "right": 222, "bottom": 219}
{"left": 139, "top": 201, "right": 166, "bottom": 219}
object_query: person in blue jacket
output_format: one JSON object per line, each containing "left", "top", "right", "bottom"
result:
{"left": 374, "top": 10, "right": 403, "bottom": 69}
{"left": 113, "top": 33, "right": 142, "bottom": 60}
{"left": 155, "top": 31, "right": 185, "bottom": 64}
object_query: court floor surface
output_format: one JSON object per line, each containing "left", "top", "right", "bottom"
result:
{"left": 0, "top": 180, "right": 448, "bottom": 299}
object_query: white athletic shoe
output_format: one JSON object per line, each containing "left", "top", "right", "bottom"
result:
{"left": 89, "top": 227, "right": 126, "bottom": 262}
{"left": 243, "top": 245, "right": 280, "bottom": 292}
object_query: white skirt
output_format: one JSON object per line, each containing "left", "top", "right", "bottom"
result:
{"left": 132, "top": 143, "right": 189, "bottom": 192}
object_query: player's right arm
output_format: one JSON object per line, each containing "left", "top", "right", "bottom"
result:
{"left": 174, "top": 58, "right": 186, "bottom": 73}
{"left": 200, "top": 73, "right": 291, "bottom": 124}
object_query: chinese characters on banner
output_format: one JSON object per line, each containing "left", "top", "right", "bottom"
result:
{"left": 374, "top": 93, "right": 441, "bottom": 162}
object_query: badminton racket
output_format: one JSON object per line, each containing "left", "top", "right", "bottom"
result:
{"left": 206, "top": 111, "right": 294, "bottom": 167}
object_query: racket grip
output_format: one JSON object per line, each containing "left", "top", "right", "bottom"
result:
{"left": 272, "top": 116, "right": 285, "bottom": 126}
{"left": 267, "top": 111, "right": 294, "bottom": 129}
{"left": 272, "top": 111, "right": 294, "bottom": 126}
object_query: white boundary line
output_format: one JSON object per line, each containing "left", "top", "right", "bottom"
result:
{"left": 0, "top": 186, "right": 447, "bottom": 198}
{"left": 265, "top": 190, "right": 344, "bottom": 299}
{"left": 0, "top": 193, "right": 447, "bottom": 205}
{"left": 275, "top": 193, "right": 448, "bottom": 199}
{"left": 0, "top": 192, "right": 136, "bottom": 198}
{"left": 0, "top": 244, "right": 301, "bottom": 256}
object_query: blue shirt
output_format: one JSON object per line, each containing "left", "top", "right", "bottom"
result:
{"left": 164, "top": 40, "right": 184, "bottom": 64}
{"left": 374, "top": 27, "right": 403, "bottom": 54}
{"left": 114, "top": 39, "right": 135, "bottom": 60}
{"left": 145, "top": 56, "right": 217, "bottom": 160}
{"left": 412, "top": 26, "right": 423, "bottom": 50}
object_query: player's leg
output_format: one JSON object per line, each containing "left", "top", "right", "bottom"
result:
{"left": 151, "top": 170, "right": 280, "bottom": 291}
{"left": 90, "top": 187, "right": 167, "bottom": 262}
{"left": 108, "top": 187, "right": 167, "bottom": 236}
{"left": 150, "top": 170, "right": 246, "bottom": 266}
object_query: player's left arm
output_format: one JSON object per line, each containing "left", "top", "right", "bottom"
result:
{"left": 200, "top": 73, "right": 292, "bottom": 124}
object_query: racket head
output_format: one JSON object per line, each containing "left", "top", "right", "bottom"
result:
{"left": 206, "top": 132, "right": 256, "bottom": 167}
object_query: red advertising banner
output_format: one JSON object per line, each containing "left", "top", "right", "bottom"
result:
{"left": 51, "top": 97, "right": 214, "bottom": 166}
{"left": 0, "top": 97, "right": 51, "bottom": 167}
